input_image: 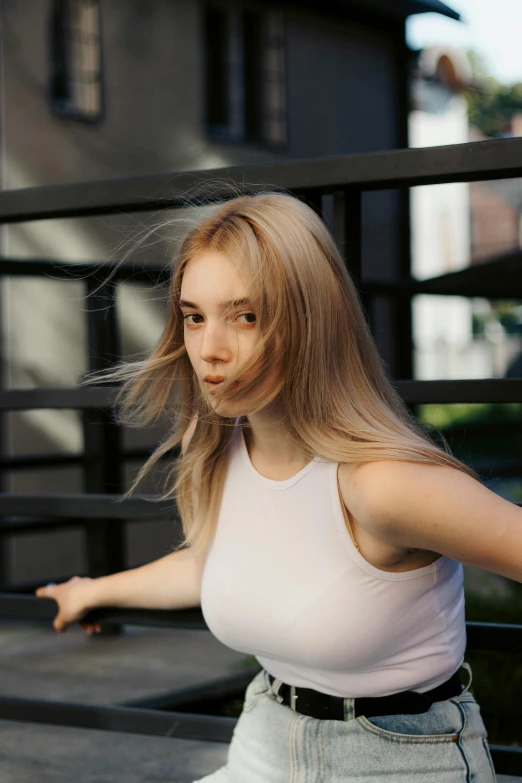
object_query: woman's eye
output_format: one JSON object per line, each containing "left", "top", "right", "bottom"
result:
{"left": 183, "top": 314, "right": 202, "bottom": 325}
{"left": 183, "top": 313, "right": 256, "bottom": 325}
{"left": 239, "top": 312, "right": 257, "bottom": 324}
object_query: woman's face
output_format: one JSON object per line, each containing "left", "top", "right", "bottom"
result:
{"left": 180, "top": 250, "right": 276, "bottom": 416}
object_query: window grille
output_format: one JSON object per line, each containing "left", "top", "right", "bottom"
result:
{"left": 263, "top": 11, "right": 287, "bottom": 146}
{"left": 50, "top": 0, "right": 103, "bottom": 122}
{"left": 204, "top": 2, "right": 287, "bottom": 147}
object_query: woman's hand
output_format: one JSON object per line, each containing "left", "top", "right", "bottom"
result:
{"left": 35, "top": 575, "right": 102, "bottom": 635}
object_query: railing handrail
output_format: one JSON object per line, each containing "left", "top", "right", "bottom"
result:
{"left": 1, "top": 594, "right": 521, "bottom": 651}
{"left": 3, "top": 137, "right": 522, "bottom": 223}
{"left": 0, "top": 492, "right": 176, "bottom": 520}
{"left": 1, "top": 379, "right": 521, "bottom": 412}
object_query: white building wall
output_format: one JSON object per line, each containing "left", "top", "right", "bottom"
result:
{"left": 409, "top": 78, "right": 486, "bottom": 380}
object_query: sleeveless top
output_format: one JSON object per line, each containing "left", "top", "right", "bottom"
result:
{"left": 200, "top": 418, "right": 466, "bottom": 698}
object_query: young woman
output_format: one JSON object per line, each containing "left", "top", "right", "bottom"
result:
{"left": 36, "top": 192, "right": 519, "bottom": 782}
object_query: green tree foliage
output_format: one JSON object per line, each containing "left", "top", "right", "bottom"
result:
{"left": 465, "top": 48, "right": 522, "bottom": 138}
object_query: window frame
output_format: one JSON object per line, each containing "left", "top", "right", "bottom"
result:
{"left": 203, "top": 0, "right": 289, "bottom": 150}
{"left": 49, "top": 0, "right": 105, "bottom": 124}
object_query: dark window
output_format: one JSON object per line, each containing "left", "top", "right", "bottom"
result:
{"left": 242, "top": 10, "right": 263, "bottom": 140}
{"left": 50, "top": 0, "right": 103, "bottom": 122}
{"left": 205, "top": 6, "right": 230, "bottom": 127}
{"left": 204, "top": 2, "right": 287, "bottom": 147}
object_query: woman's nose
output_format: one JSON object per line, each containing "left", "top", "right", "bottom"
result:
{"left": 199, "top": 321, "right": 232, "bottom": 361}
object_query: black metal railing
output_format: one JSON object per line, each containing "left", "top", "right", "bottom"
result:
{"left": 1, "top": 136, "right": 522, "bottom": 775}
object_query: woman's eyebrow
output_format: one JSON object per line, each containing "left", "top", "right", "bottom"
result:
{"left": 179, "top": 298, "right": 251, "bottom": 309}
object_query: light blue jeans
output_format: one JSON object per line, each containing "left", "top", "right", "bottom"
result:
{"left": 193, "top": 662, "right": 497, "bottom": 782}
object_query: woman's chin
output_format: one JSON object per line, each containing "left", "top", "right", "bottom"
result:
{"left": 211, "top": 395, "right": 249, "bottom": 417}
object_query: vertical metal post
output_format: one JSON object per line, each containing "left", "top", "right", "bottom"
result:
{"left": 340, "top": 187, "right": 371, "bottom": 325}
{"left": 82, "top": 276, "right": 124, "bottom": 634}
{"left": 0, "top": 274, "right": 6, "bottom": 588}
{"left": 0, "top": 1, "right": 8, "bottom": 588}
{"left": 301, "top": 189, "right": 323, "bottom": 219}
{"left": 397, "top": 186, "right": 414, "bottom": 382}
{"left": 395, "top": 26, "right": 415, "bottom": 411}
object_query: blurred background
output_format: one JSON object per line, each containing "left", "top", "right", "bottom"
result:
{"left": 1, "top": 0, "right": 522, "bottom": 755}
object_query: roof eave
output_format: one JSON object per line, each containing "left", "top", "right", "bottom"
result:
{"left": 352, "top": 0, "right": 461, "bottom": 21}
{"left": 410, "top": 1, "right": 460, "bottom": 21}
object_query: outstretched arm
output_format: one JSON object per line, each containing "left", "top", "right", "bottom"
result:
{"left": 36, "top": 414, "right": 204, "bottom": 631}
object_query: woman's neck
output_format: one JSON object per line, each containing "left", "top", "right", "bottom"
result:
{"left": 242, "top": 414, "right": 309, "bottom": 469}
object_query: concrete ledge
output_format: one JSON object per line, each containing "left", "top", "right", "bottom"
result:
{"left": 1, "top": 719, "right": 520, "bottom": 783}
{"left": 0, "top": 719, "right": 229, "bottom": 783}
{"left": 0, "top": 621, "right": 251, "bottom": 705}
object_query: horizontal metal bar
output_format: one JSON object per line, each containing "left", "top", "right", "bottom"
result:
{"left": 0, "top": 695, "right": 520, "bottom": 774}
{"left": 0, "top": 261, "right": 519, "bottom": 302}
{"left": 0, "top": 695, "right": 235, "bottom": 742}
{"left": 0, "top": 518, "right": 87, "bottom": 535}
{"left": 0, "top": 513, "right": 176, "bottom": 535}
{"left": 490, "top": 744, "right": 522, "bottom": 777}
{"left": 2, "top": 379, "right": 521, "bottom": 413}
{"left": 0, "top": 493, "right": 177, "bottom": 520}
{"left": 364, "top": 279, "right": 520, "bottom": 301}
{"left": 466, "top": 621, "right": 522, "bottom": 654}
{"left": 1, "top": 250, "right": 519, "bottom": 303}
{"left": 3, "top": 575, "right": 101, "bottom": 595}
{"left": 3, "top": 138, "right": 522, "bottom": 224}
{"left": 0, "top": 453, "right": 84, "bottom": 470}
{"left": 119, "top": 668, "right": 260, "bottom": 710}
{"left": 0, "top": 445, "right": 173, "bottom": 472}
{"left": 0, "top": 257, "right": 170, "bottom": 284}
{"left": 396, "top": 379, "right": 522, "bottom": 404}
{"left": 1, "top": 440, "right": 517, "bottom": 478}
{"left": 0, "top": 386, "right": 117, "bottom": 410}
{"left": 1, "top": 596, "right": 521, "bottom": 651}
{"left": 0, "top": 695, "right": 519, "bottom": 773}
{"left": 2, "top": 498, "right": 520, "bottom": 538}
{"left": 0, "top": 595, "right": 207, "bottom": 628}
{"left": 0, "top": 494, "right": 522, "bottom": 538}
{"left": 365, "top": 248, "right": 522, "bottom": 300}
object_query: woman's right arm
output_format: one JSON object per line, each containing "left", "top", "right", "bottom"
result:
{"left": 35, "top": 415, "right": 203, "bottom": 632}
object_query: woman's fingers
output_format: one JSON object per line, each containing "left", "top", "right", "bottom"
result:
{"left": 34, "top": 576, "right": 94, "bottom": 634}
{"left": 53, "top": 615, "right": 67, "bottom": 633}
{"left": 35, "top": 584, "right": 57, "bottom": 599}
{"left": 80, "top": 622, "right": 102, "bottom": 635}
{"left": 35, "top": 576, "right": 80, "bottom": 599}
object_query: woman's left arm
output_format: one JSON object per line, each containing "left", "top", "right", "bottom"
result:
{"left": 354, "top": 460, "right": 522, "bottom": 583}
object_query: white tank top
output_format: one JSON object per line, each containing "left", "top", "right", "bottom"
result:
{"left": 200, "top": 418, "right": 466, "bottom": 698}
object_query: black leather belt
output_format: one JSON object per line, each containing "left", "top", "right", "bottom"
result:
{"left": 265, "top": 670, "right": 463, "bottom": 721}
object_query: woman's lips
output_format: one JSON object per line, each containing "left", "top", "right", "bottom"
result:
{"left": 205, "top": 380, "right": 240, "bottom": 394}
{"left": 205, "top": 381, "right": 221, "bottom": 393}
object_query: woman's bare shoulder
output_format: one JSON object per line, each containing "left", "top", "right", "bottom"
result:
{"left": 337, "top": 460, "right": 429, "bottom": 562}
{"left": 338, "top": 460, "right": 407, "bottom": 539}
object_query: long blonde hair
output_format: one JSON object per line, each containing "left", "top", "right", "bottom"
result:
{"left": 82, "top": 191, "right": 481, "bottom": 558}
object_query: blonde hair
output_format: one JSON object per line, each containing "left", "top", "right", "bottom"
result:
{"left": 83, "top": 191, "right": 481, "bottom": 558}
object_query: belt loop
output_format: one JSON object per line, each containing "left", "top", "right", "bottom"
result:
{"left": 460, "top": 662, "right": 473, "bottom": 694}
{"left": 290, "top": 684, "right": 298, "bottom": 711}
{"left": 271, "top": 677, "right": 285, "bottom": 704}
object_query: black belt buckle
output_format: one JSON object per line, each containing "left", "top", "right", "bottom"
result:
{"left": 288, "top": 684, "right": 344, "bottom": 720}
